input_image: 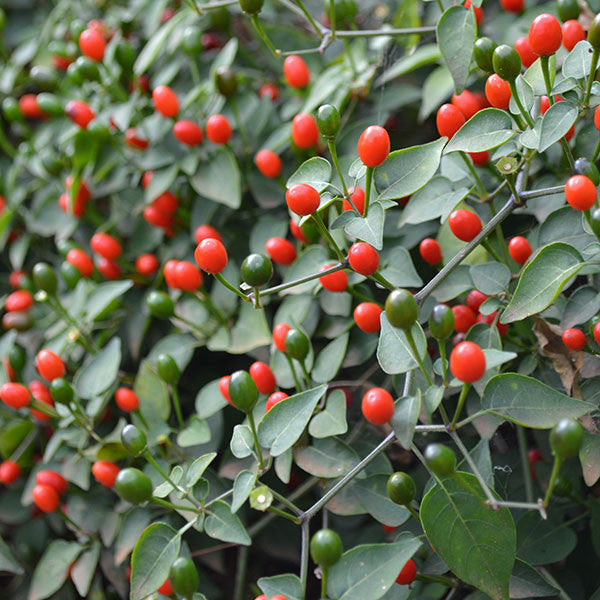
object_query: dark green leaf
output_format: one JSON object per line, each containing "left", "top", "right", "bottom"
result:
{"left": 205, "top": 500, "right": 251, "bottom": 545}
{"left": 258, "top": 574, "right": 303, "bottom": 600}
{"left": 516, "top": 512, "right": 577, "bottom": 566}
{"left": 191, "top": 148, "right": 241, "bottom": 209}
{"left": 29, "top": 540, "right": 83, "bottom": 600}
{"left": 390, "top": 391, "right": 421, "bottom": 450}
{"left": 312, "top": 334, "right": 349, "bottom": 383}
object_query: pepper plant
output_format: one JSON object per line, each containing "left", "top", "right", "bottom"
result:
{"left": 2, "top": 1, "right": 600, "bottom": 599}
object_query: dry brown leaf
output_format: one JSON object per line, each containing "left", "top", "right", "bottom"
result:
{"left": 532, "top": 317, "right": 585, "bottom": 395}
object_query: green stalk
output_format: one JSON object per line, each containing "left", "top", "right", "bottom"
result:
{"left": 268, "top": 505, "right": 301, "bottom": 523}
{"left": 459, "top": 151, "right": 488, "bottom": 199}
{"left": 253, "top": 286, "right": 262, "bottom": 309}
{"left": 543, "top": 456, "right": 563, "bottom": 508}
{"left": 481, "top": 239, "right": 503, "bottom": 263}
{"left": 294, "top": 0, "right": 324, "bottom": 37}
{"left": 592, "top": 134, "right": 600, "bottom": 163}
{"left": 250, "top": 15, "right": 280, "bottom": 57}
{"left": 363, "top": 166, "right": 373, "bottom": 217}
{"left": 404, "top": 328, "right": 433, "bottom": 386}
{"left": 508, "top": 80, "right": 534, "bottom": 128}
{"left": 152, "top": 496, "right": 200, "bottom": 513}
{"left": 369, "top": 271, "right": 396, "bottom": 290}
{"left": 321, "top": 566, "right": 329, "bottom": 598}
{"left": 329, "top": 0, "right": 336, "bottom": 37}
{"left": 170, "top": 386, "right": 185, "bottom": 429}
{"left": 247, "top": 410, "right": 265, "bottom": 471}
{"left": 450, "top": 383, "right": 471, "bottom": 429}
{"left": 258, "top": 262, "right": 346, "bottom": 297}
{"left": 284, "top": 354, "right": 303, "bottom": 393}
{"left": 406, "top": 503, "right": 420, "bottom": 522}
{"left": 311, "top": 212, "right": 346, "bottom": 262}
{"left": 517, "top": 425, "right": 534, "bottom": 503}
{"left": 584, "top": 48, "right": 599, "bottom": 107}
{"left": 438, "top": 340, "right": 449, "bottom": 387}
{"left": 299, "top": 359, "right": 311, "bottom": 388}
{"left": 214, "top": 272, "right": 251, "bottom": 302}
{"left": 327, "top": 139, "right": 349, "bottom": 199}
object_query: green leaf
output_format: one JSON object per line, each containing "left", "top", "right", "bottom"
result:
{"left": 281, "top": 245, "right": 329, "bottom": 295}
{"left": 29, "top": 540, "right": 83, "bottom": 600}
{"left": 421, "top": 472, "right": 516, "bottom": 600}
{"left": 516, "top": 512, "right": 577, "bottom": 566}
{"left": 390, "top": 390, "right": 421, "bottom": 450}
{"left": 74, "top": 337, "right": 121, "bottom": 400}
{"left": 295, "top": 437, "right": 359, "bottom": 478}
{"left": 436, "top": 6, "right": 476, "bottom": 94}
{"left": 144, "top": 164, "right": 178, "bottom": 204}
{"left": 191, "top": 148, "right": 241, "bottom": 209}
{"left": 420, "top": 66, "right": 455, "bottom": 120}
{"left": 177, "top": 417, "right": 211, "bottom": 447}
{"left": 258, "top": 385, "right": 327, "bottom": 456}
{"left": 376, "top": 44, "right": 441, "bottom": 86}
{"left": 375, "top": 138, "right": 446, "bottom": 200}
{"left": 353, "top": 475, "right": 410, "bottom": 527}
{"left": 0, "top": 534, "right": 23, "bottom": 575}
{"left": 85, "top": 280, "right": 133, "bottom": 322}
{"left": 378, "top": 246, "right": 423, "bottom": 288}
{"left": 258, "top": 574, "right": 303, "bottom": 600}
{"left": 231, "top": 470, "right": 258, "bottom": 513}
{"left": 509, "top": 559, "right": 559, "bottom": 598}
{"left": 226, "top": 301, "right": 272, "bottom": 354}
{"left": 562, "top": 40, "right": 592, "bottom": 80}
{"left": 195, "top": 379, "right": 228, "bottom": 419}
{"left": 71, "top": 541, "right": 100, "bottom": 597}
{"left": 249, "top": 216, "right": 289, "bottom": 255}
{"left": 470, "top": 262, "right": 511, "bottom": 295}
{"left": 400, "top": 177, "right": 470, "bottom": 225}
{"left": 230, "top": 424, "right": 255, "bottom": 459}
{"left": 482, "top": 373, "right": 594, "bottom": 428}
{"left": 286, "top": 157, "right": 332, "bottom": 193}
{"left": 185, "top": 452, "right": 217, "bottom": 489}
{"left": 445, "top": 109, "right": 516, "bottom": 153}
{"left": 135, "top": 360, "right": 170, "bottom": 423}
{"left": 131, "top": 523, "right": 180, "bottom": 600}
{"left": 538, "top": 101, "right": 577, "bottom": 152}
{"left": 377, "top": 316, "right": 427, "bottom": 375}
{"left": 327, "top": 537, "right": 422, "bottom": 600}
{"left": 561, "top": 285, "right": 600, "bottom": 329}
{"left": 509, "top": 76, "right": 534, "bottom": 116}
{"left": 205, "top": 500, "right": 251, "bottom": 545}
{"left": 343, "top": 202, "right": 385, "bottom": 250}
{"left": 115, "top": 509, "right": 152, "bottom": 566}
{"left": 539, "top": 206, "right": 593, "bottom": 253}
{"left": 502, "top": 243, "right": 583, "bottom": 324}
{"left": 308, "top": 389, "right": 348, "bottom": 438}
{"left": 312, "top": 334, "right": 349, "bottom": 383}
{"left": 134, "top": 10, "right": 187, "bottom": 74}
{"left": 580, "top": 432, "right": 600, "bottom": 487}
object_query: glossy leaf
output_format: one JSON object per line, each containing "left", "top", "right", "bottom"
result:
{"left": 390, "top": 391, "right": 421, "bottom": 450}
{"left": 516, "top": 512, "right": 577, "bottom": 566}
{"left": 312, "top": 334, "right": 349, "bottom": 383}
{"left": 231, "top": 470, "right": 257, "bottom": 513}
{"left": 446, "top": 109, "right": 515, "bottom": 153}
{"left": 258, "top": 574, "right": 303, "bottom": 600}
{"left": 470, "top": 262, "right": 511, "bottom": 295}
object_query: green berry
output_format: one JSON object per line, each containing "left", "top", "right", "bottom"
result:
{"left": 310, "top": 529, "right": 343, "bottom": 567}
{"left": 146, "top": 290, "right": 175, "bottom": 319}
{"left": 49, "top": 378, "right": 74, "bottom": 405}
{"left": 241, "top": 253, "right": 273, "bottom": 287}
{"left": 387, "top": 472, "right": 416, "bottom": 505}
{"left": 284, "top": 328, "right": 310, "bottom": 361}
{"left": 474, "top": 37, "right": 497, "bottom": 73}
{"left": 549, "top": 418, "right": 584, "bottom": 459}
{"left": 492, "top": 45, "right": 521, "bottom": 82}
{"left": 428, "top": 304, "right": 455, "bottom": 341}
{"left": 121, "top": 424, "right": 147, "bottom": 456}
{"left": 114, "top": 467, "right": 153, "bottom": 504}
{"left": 169, "top": 557, "right": 199, "bottom": 598}
{"left": 317, "top": 104, "right": 341, "bottom": 138}
{"left": 33, "top": 262, "right": 58, "bottom": 294}
{"left": 424, "top": 443, "right": 456, "bottom": 476}
{"left": 156, "top": 354, "right": 180, "bottom": 384}
{"left": 385, "top": 289, "right": 418, "bottom": 330}
{"left": 228, "top": 370, "right": 258, "bottom": 412}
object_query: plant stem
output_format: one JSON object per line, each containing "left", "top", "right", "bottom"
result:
{"left": 592, "top": 135, "right": 600, "bottom": 163}
{"left": 247, "top": 410, "right": 266, "bottom": 471}
{"left": 335, "top": 26, "right": 437, "bottom": 37}
{"left": 170, "top": 386, "right": 185, "bottom": 429}
{"left": 327, "top": 139, "right": 349, "bottom": 199}
{"left": 233, "top": 546, "right": 248, "bottom": 600}
{"left": 255, "top": 262, "right": 346, "bottom": 298}
{"left": 369, "top": 271, "right": 396, "bottom": 290}
{"left": 543, "top": 456, "right": 563, "bottom": 508}
{"left": 450, "top": 383, "right": 470, "bottom": 429}
{"left": 508, "top": 81, "right": 534, "bottom": 128}
{"left": 459, "top": 151, "right": 488, "bottom": 199}
{"left": 293, "top": 0, "right": 324, "bottom": 37}
{"left": 517, "top": 425, "right": 534, "bottom": 503}
{"left": 481, "top": 239, "right": 503, "bottom": 263}
{"left": 559, "top": 137, "right": 575, "bottom": 171}
{"left": 363, "top": 166, "right": 373, "bottom": 217}
{"left": 321, "top": 566, "right": 329, "bottom": 598}
{"left": 250, "top": 15, "right": 281, "bottom": 57}
{"left": 540, "top": 56, "right": 554, "bottom": 104}
{"left": 152, "top": 496, "right": 200, "bottom": 513}
{"left": 214, "top": 272, "right": 251, "bottom": 302}
{"left": 438, "top": 340, "right": 449, "bottom": 386}
{"left": 268, "top": 505, "right": 301, "bottom": 523}
{"left": 311, "top": 212, "right": 346, "bottom": 262}
{"left": 58, "top": 508, "right": 86, "bottom": 533}
{"left": 300, "top": 519, "right": 310, "bottom": 594}
{"left": 584, "top": 48, "right": 599, "bottom": 108}
{"left": 268, "top": 487, "right": 303, "bottom": 515}
{"left": 329, "top": 0, "right": 336, "bottom": 37}
{"left": 299, "top": 359, "right": 312, "bottom": 388}
{"left": 404, "top": 328, "right": 433, "bottom": 386}
{"left": 30, "top": 399, "right": 59, "bottom": 418}
{"left": 406, "top": 503, "right": 420, "bottom": 522}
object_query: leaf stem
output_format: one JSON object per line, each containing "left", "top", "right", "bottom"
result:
{"left": 584, "top": 48, "right": 599, "bottom": 108}
{"left": 449, "top": 383, "right": 470, "bottom": 429}
{"left": 543, "top": 455, "right": 563, "bottom": 508}
{"left": 250, "top": 15, "right": 281, "bottom": 57}
{"left": 404, "top": 327, "right": 433, "bottom": 386}
{"left": 300, "top": 519, "right": 310, "bottom": 593}
{"left": 267, "top": 505, "right": 301, "bottom": 523}
{"left": 438, "top": 340, "right": 449, "bottom": 387}
{"left": 517, "top": 425, "right": 534, "bottom": 503}
{"left": 327, "top": 139, "right": 349, "bottom": 199}
{"left": 459, "top": 151, "right": 488, "bottom": 199}
{"left": 592, "top": 134, "right": 600, "bottom": 163}
{"left": 292, "top": 0, "right": 325, "bottom": 37}
{"left": 363, "top": 166, "right": 373, "bottom": 217}
{"left": 213, "top": 272, "right": 251, "bottom": 302}
{"left": 321, "top": 566, "right": 329, "bottom": 598}
{"left": 247, "top": 410, "right": 266, "bottom": 472}
{"left": 508, "top": 81, "right": 534, "bottom": 128}
{"left": 311, "top": 212, "right": 346, "bottom": 262}
{"left": 284, "top": 353, "right": 303, "bottom": 393}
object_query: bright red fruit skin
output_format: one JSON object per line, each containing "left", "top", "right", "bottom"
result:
{"left": 419, "top": 238, "right": 442, "bottom": 265}
{"left": 249, "top": 361, "right": 276, "bottom": 395}
{"left": 219, "top": 375, "right": 232, "bottom": 405}
{"left": 5, "top": 290, "right": 34, "bottom": 312}
{"left": 152, "top": 85, "right": 179, "bottom": 117}
{"left": 32, "top": 483, "right": 60, "bottom": 512}
{"left": 195, "top": 225, "right": 222, "bottom": 244}
{"left": 273, "top": 323, "right": 291, "bottom": 352}
{"left": 529, "top": 14, "right": 562, "bottom": 56}
{"left": 466, "top": 290, "right": 487, "bottom": 312}
{"left": 449, "top": 341, "right": 486, "bottom": 382}
{"left": 353, "top": 302, "right": 383, "bottom": 333}
{"left": 448, "top": 209, "right": 482, "bottom": 242}
{"left": 291, "top": 113, "right": 319, "bottom": 148}
{"left": 36, "top": 470, "right": 68, "bottom": 494}
{"left": 36, "top": 350, "right": 66, "bottom": 382}
{"left": 173, "top": 261, "right": 203, "bottom": 291}
{"left": 92, "top": 461, "right": 120, "bottom": 487}
{"left": 90, "top": 232, "right": 122, "bottom": 260}
{"left": 0, "top": 382, "right": 30, "bottom": 409}
{"left": 361, "top": 388, "right": 395, "bottom": 424}
{"left": 515, "top": 36, "right": 537, "bottom": 67}
{"left": 173, "top": 120, "right": 203, "bottom": 146}
{"left": 348, "top": 242, "right": 379, "bottom": 275}
{"left": 563, "top": 20, "right": 585, "bottom": 51}
{"left": 194, "top": 239, "right": 228, "bottom": 274}
{"left": 562, "top": 328, "right": 586, "bottom": 350}
{"left": 565, "top": 175, "right": 597, "bottom": 210}
{"left": 255, "top": 149, "right": 282, "bottom": 178}
{"left": 79, "top": 28, "right": 106, "bottom": 61}
{"left": 136, "top": 253, "right": 159, "bottom": 276}
{"left": 357, "top": 126, "right": 390, "bottom": 167}
{"left": 342, "top": 186, "right": 365, "bottom": 214}
{"left": 66, "top": 248, "right": 94, "bottom": 277}
{"left": 266, "top": 391, "right": 288, "bottom": 412}
{"left": 0, "top": 460, "right": 20, "bottom": 484}
{"left": 436, "top": 103, "right": 465, "bottom": 139}
{"left": 508, "top": 236, "right": 532, "bottom": 264}
{"left": 319, "top": 265, "right": 348, "bottom": 292}
{"left": 66, "top": 100, "right": 95, "bottom": 129}
{"left": 451, "top": 90, "right": 480, "bottom": 120}
{"left": 206, "top": 114, "right": 233, "bottom": 144}
{"left": 452, "top": 305, "right": 477, "bottom": 333}
{"left": 283, "top": 55, "right": 310, "bottom": 88}
{"left": 115, "top": 387, "right": 139, "bottom": 412}
{"left": 500, "top": 0, "right": 523, "bottom": 12}
{"left": 485, "top": 74, "right": 511, "bottom": 109}
{"left": 265, "top": 237, "right": 296, "bottom": 265}
{"left": 286, "top": 183, "right": 321, "bottom": 216}
{"left": 396, "top": 558, "right": 417, "bottom": 585}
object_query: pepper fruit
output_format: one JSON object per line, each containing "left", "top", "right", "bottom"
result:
{"left": 387, "top": 472, "right": 416, "bottom": 505}
{"left": 385, "top": 289, "right": 418, "bottom": 330}
{"left": 574, "top": 157, "right": 600, "bottom": 186}
{"left": 549, "top": 418, "right": 584, "bottom": 459}
{"left": 474, "top": 37, "right": 498, "bottom": 73}
{"left": 157, "top": 354, "right": 180, "bottom": 384}
{"left": 424, "top": 443, "right": 456, "bottom": 476}
{"left": 239, "top": 0, "right": 264, "bottom": 15}
{"left": 228, "top": 370, "right": 259, "bottom": 412}
{"left": 317, "top": 104, "right": 341, "bottom": 139}
{"left": 49, "top": 378, "right": 74, "bottom": 405}
{"left": 284, "top": 328, "right": 310, "bottom": 361}
{"left": 492, "top": 44, "right": 522, "bottom": 81}
{"left": 114, "top": 467, "right": 153, "bottom": 504}
{"left": 121, "top": 424, "right": 147, "bottom": 456}
{"left": 589, "top": 14, "right": 600, "bottom": 49}
{"left": 215, "top": 66, "right": 237, "bottom": 97}
{"left": 169, "top": 557, "right": 199, "bottom": 599}
{"left": 32, "top": 262, "right": 58, "bottom": 294}
{"left": 241, "top": 253, "right": 273, "bottom": 287}
{"left": 146, "top": 290, "right": 175, "bottom": 319}
{"left": 310, "top": 529, "right": 343, "bottom": 567}
{"left": 428, "top": 304, "right": 455, "bottom": 341}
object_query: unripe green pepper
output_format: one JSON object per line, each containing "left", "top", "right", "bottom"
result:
{"left": 30, "top": 66, "right": 59, "bottom": 92}
{"left": 285, "top": 328, "right": 310, "bottom": 361}
{"left": 115, "top": 467, "right": 153, "bottom": 504}
{"left": 424, "top": 443, "right": 456, "bottom": 476}
{"left": 589, "top": 14, "right": 600, "bottom": 49}
{"left": 241, "top": 253, "right": 273, "bottom": 287}
{"left": 474, "top": 37, "right": 497, "bottom": 73}
{"left": 210, "top": 7, "right": 231, "bottom": 30}
{"left": 41, "top": 152, "right": 64, "bottom": 176}
{"left": 317, "top": 104, "right": 341, "bottom": 138}
{"left": 49, "top": 378, "right": 74, "bottom": 405}
{"left": 121, "top": 424, "right": 147, "bottom": 456}
{"left": 310, "top": 529, "right": 343, "bottom": 567}
{"left": 574, "top": 157, "right": 600, "bottom": 186}
{"left": 33, "top": 262, "right": 58, "bottom": 294}
{"left": 387, "top": 471, "right": 416, "bottom": 505}
{"left": 552, "top": 474, "right": 572, "bottom": 497}
{"left": 428, "top": 304, "right": 455, "bottom": 341}
{"left": 549, "top": 418, "right": 584, "bottom": 459}
{"left": 70, "top": 19, "right": 86, "bottom": 43}
{"left": 215, "top": 66, "right": 237, "bottom": 97}
{"left": 385, "top": 289, "right": 418, "bottom": 330}
{"left": 66, "top": 62, "right": 84, "bottom": 86}
{"left": 169, "top": 557, "right": 199, "bottom": 599}
{"left": 2, "top": 312, "right": 33, "bottom": 332}
{"left": 2, "top": 97, "right": 23, "bottom": 122}
{"left": 60, "top": 261, "right": 82, "bottom": 289}
{"left": 326, "top": 0, "right": 358, "bottom": 27}
{"left": 228, "top": 370, "right": 258, "bottom": 412}
{"left": 146, "top": 290, "right": 174, "bottom": 319}
{"left": 589, "top": 314, "right": 600, "bottom": 338}
{"left": 492, "top": 45, "right": 521, "bottom": 81}
{"left": 557, "top": 0, "right": 580, "bottom": 22}
{"left": 74, "top": 56, "right": 100, "bottom": 81}
{"left": 8, "top": 344, "right": 26, "bottom": 373}
{"left": 115, "top": 40, "right": 135, "bottom": 72}
{"left": 181, "top": 26, "right": 203, "bottom": 54}
{"left": 239, "top": 0, "right": 264, "bottom": 15}
{"left": 87, "top": 121, "right": 112, "bottom": 144}
{"left": 157, "top": 354, "right": 180, "bottom": 384}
